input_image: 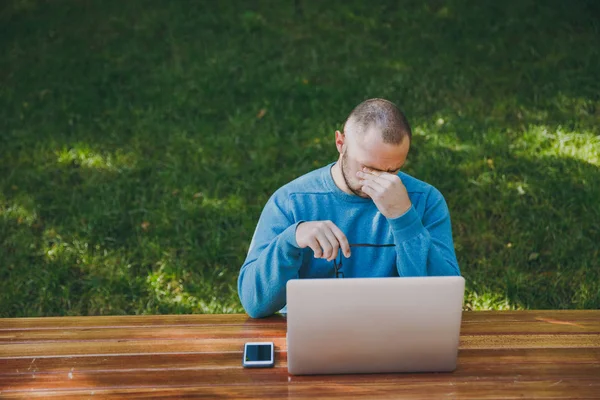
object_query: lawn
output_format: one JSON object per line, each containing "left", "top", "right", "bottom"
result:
{"left": 1, "top": 0, "right": 599, "bottom": 317}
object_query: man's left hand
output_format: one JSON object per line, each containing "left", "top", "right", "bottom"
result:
{"left": 357, "top": 167, "right": 412, "bottom": 219}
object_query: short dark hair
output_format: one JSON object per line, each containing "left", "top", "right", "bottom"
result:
{"left": 343, "top": 98, "right": 412, "bottom": 145}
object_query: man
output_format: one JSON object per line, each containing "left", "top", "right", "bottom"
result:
{"left": 238, "top": 98, "right": 461, "bottom": 318}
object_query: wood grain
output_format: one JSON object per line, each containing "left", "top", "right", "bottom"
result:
{"left": 0, "top": 311, "right": 599, "bottom": 399}
{"left": 0, "top": 325, "right": 286, "bottom": 343}
{"left": 2, "top": 380, "right": 600, "bottom": 400}
{"left": 1, "top": 363, "right": 599, "bottom": 392}
{"left": 1, "top": 311, "right": 597, "bottom": 331}
{"left": 1, "top": 333, "right": 598, "bottom": 359}
{"left": 0, "top": 338, "right": 286, "bottom": 358}
{"left": 1, "top": 319, "right": 598, "bottom": 344}
{"left": 0, "top": 314, "right": 285, "bottom": 330}
{"left": 1, "top": 348, "right": 598, "bottom": 376}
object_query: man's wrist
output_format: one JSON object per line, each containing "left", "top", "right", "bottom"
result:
{"left": 283, "top": 220, "right": 305, "bottom": 249}
{"left": 388, "top": 203, "right": 412, "bottom": 219}
{"left": 387, "top": 206, "right": 425, "bottom": 242}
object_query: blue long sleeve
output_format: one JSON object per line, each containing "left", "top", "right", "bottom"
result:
{"left": 237, "top": 192, "right": 304, "bottom": 318}
{"left": 238, "top": 163, "right": 461, "bottom": 318}
{"left": 387, "top": 189, "right": 461, "bottom": 277}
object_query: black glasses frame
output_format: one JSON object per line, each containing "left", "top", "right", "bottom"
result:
{"left": 333, "top": 243, "right": 395, "bottom": 278}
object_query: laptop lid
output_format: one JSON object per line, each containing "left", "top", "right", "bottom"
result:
{"left": 286, "top": 276, "right": 465, "bottom": 375}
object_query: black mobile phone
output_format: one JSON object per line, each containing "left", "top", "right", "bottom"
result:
{"left": 242, "top": 342, "right": 274, "bottom": 368}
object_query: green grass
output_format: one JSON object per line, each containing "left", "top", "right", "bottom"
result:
{"left": 1, "top": 0, "right": 599, "bottom": 316}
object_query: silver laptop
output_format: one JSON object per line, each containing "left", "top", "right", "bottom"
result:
{"left": 286, "top": 276, "right": 465, "bottom": 375}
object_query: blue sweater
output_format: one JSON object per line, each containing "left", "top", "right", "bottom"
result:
{"left": 238, "top": 162, "right": 461, "bottom": 318}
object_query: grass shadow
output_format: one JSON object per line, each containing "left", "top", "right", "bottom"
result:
{"left": 1, "top": 0, "right": 598, "bottom": 314}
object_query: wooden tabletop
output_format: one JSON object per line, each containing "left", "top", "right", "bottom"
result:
{"left": 0, "top": 311, "right": 599, "bottom": 399}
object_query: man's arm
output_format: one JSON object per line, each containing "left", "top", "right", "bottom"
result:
{"left": 387, "top": 190, "right": 461, "bottom": 277}
{"left": 238, "top": 193, "right": 304, "bottom": 318}
{"left": 357, "top": 168, "right": 460, "bottom": 277}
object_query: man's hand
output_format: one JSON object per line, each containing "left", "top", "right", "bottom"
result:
{"left": 296, "top": 221, "right": 351, "bottom": 261}
{"left": 357, "top": 167, "right": 412, "bottom": 219}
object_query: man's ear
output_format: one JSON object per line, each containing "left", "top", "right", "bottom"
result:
{"left": 335, "top": 130, "right": 345, "bottom": 154}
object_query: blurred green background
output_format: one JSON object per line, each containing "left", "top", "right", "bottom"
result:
{"left": 1, "top": 0, "right": 599, "bottom": 316}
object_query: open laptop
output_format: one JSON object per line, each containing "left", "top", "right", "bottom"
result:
{"left": 286, "top": 276, "right": 465, "bottom": 375}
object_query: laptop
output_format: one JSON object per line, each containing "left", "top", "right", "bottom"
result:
{"left": 286, "top": 276, "right": 465, "bottom": 375}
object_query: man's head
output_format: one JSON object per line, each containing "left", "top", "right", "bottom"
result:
{"left": 335, "top": 98, "right": 412, "bottom": 198}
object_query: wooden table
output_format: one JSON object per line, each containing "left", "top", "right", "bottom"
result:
{"left": 0, "top": 311, "right": 599, "bottom": 399}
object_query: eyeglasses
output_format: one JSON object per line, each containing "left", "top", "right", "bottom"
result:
{"left": 333, "top": 243, "right": 395, "bottom": 278}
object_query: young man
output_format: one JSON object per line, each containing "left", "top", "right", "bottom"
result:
{"left": 238, "top": 98, "right": 461, "bottom": 318}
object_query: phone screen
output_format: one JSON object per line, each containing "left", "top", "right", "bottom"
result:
{"left": 245, "top": 344, "right": 272, "bottom": 362}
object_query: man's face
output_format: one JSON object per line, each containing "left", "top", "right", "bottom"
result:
{"left": 339, "top": 128, "right": 410, "bottom": 198}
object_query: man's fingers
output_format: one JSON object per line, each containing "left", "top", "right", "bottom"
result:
{"left": 375, "top": 172, "right": 401, "bottom": 183}
{"left": 361, "top": 178, "right": 386, "bottom": 193}
{"left": 361, "top": 168, "right": 400, "bottom": 183}
{"left": 357, "top": 171, "right": 380, "bottom": 181}
{"left": 358, "top": 170, "right": 391, "bottom": 187}
{"left": 361, "top": 184, "right": 375, "bottom": 197}
{"left": 301, "top": 221, "right": 352, "bottom": 260}
{"left": 327, "top": 222, "right": 351, "bottom": 258}
{"left": 316, "top": 233, "right": 334, "bottom": 260}
{"left": 362, "top": 167, "right": 382, "bottom": 176}
{"left": 361, "top": 181, "right": 385, "bottom": 200}
{"left": 322, "top": 228, "right": 340, "bottom": 262}
{"left": 307, "top": 237, "right": 322, "bottom": 258}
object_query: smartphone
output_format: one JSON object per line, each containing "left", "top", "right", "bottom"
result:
{"left": 242, "top": 342, "right": 274, "bottom": 368}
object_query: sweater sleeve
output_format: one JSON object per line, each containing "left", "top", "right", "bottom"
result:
{"left": 387, "top": 188, "right": 461, "bottom": 277}
{"left": 237, "top": 192, "right": 305, "bottom": 318}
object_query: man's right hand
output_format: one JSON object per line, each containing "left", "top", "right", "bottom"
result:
{"left": 295, "top": 221, "right": 351, "bottom": 261}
